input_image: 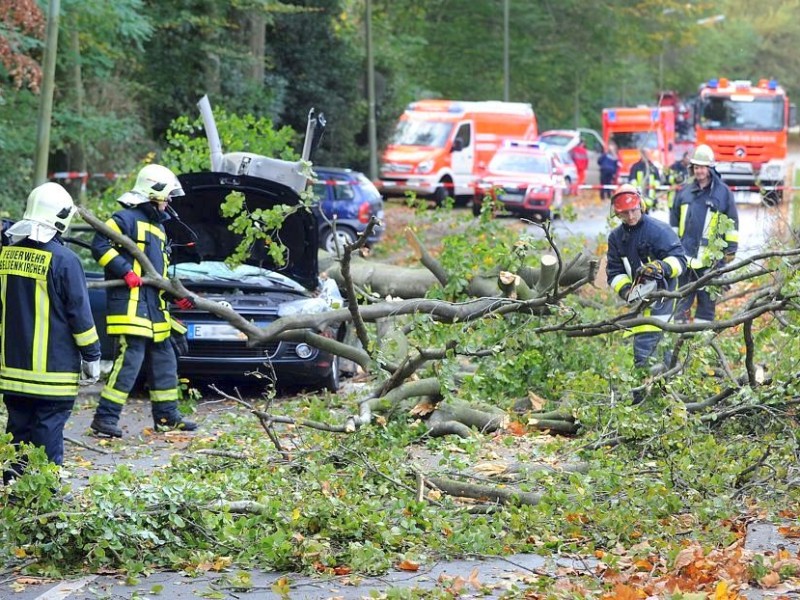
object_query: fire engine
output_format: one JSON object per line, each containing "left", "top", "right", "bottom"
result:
{"left": 601, "top": 106, "right": 675, "bottom": 180}
{"left": 694, "top": 77, "right": 796, "bottom": 202}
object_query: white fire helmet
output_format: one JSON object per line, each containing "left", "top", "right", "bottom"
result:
{"left": 690, "top": 144, "right": 715, "bottom": 167}
{"left": 119, "top": 164, "right": 185, "bottom": 206}
{"left": 5, "top": 182, "right": 76, "bottom": 244}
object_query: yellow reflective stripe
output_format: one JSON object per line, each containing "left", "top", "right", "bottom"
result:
{"left": 33, "top": 279, "right": 49, "bottom": 372}
{"left": 105, "top": 218, "right": 123, "bottom": 234}
{"left": 629, "top": 324, "right": 664, "bottom": 334}
{"left": 1, "top": 366, "right": 79, "bottom": 383}
{"left": 678, "top": 204, "right": 688, "bottom": 237}
{"left": 100, "top": 386, "right": 129, "bottom": 405}
{"left": 97, "top": 248, "right": 119, "bottom": 267}
{"left": 150, "top": 388, "right": 179, "bottom": 402}
{"left": 107, "top": 314, "right": 156, "bottom": 328}
{"left": 663, "top": 256, "right": 683, "bottom": 277}
{"left": 107, "top": 323, "right": 154, "bottom": 338}
{"left": 611, "top": 274, "right": 632, "bottom": 293}
{"left": 725, "top": 231, "right": 739, "bottom": 242}
{"left": 0, "top": 380, "right": 78, "bottom": 397}
{"left": 687, "top": 257, "right": 705, "bottom": 269}
{"left": 153, "top": 321, "right": 171, "bottom": 333}
{"left": 136, "top": 221, "right": 167, "bottom": 240}
{"left": 102, "top": 336, "right": 128, "bottom": 403}
{"left": 74, "top": 326, "right": 100, "bottom": 347}
{"left": 169, "top": 317, "right": 187, "bottom": 334}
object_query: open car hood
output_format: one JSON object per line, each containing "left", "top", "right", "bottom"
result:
{"left": 167, "top": 171, "right": 319, "bottom": 291}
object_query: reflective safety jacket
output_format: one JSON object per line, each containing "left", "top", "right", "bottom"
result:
{"left": 92, "top": 204, "right": 177, "bottom": 342}
{"left": 0, "top": 237, "right": 101, "bottom": 400}
{"left": 669, "top": 170, "right": 739, "bottom": 270}
{"left": 629, "top": 159, "right": 661, "bottom": 210}
{"left": 665, "top": 161, "right": 689, "bottom": 210}
{"left": 607, "top": 214, "right": 687, "bottom": 334}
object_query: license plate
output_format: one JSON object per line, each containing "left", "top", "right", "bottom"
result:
{"left": 188, "top": 323, "right": 248, "bottom": 341}
{"left": 500, "top": 192, "right": 524, "bottom": 203}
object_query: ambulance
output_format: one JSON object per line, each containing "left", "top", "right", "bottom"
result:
{"left": 378, "top": 100, "right": 538, "bottom": 205}
{"left": 601, "top": 106, "right": 675, "bottom": 180}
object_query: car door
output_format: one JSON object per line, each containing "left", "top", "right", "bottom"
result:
{"left": 450, "top": 121, "right": 474, "bottom": 194}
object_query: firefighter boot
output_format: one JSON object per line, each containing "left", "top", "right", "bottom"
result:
{"left": 90, "top": 399, "right": 123, "bottom": 438}
{"left": 152, "top": 402, "right": 197, "bottom": 432}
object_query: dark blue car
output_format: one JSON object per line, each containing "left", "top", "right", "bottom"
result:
{"left": 311, "top": 167, "right": 385, "bottom": 254}
{"left": 71, "top": 166, "right": 348, "bottom": 392}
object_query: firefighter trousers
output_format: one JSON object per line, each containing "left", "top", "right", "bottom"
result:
{"left": 3, "top": 394, "right": 74, "bottom": 484}
{"left": 99, "top": 335, "right": 179, "bottom": 408}
{"left": 676, "top": 268, "right": 717, "bottom": 322}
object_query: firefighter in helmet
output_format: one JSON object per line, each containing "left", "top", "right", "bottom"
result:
{"left": 1, "top": 183, "right": 101, "bottom": 484}
{"left": 628, "top": 148, "right": 662, "bottom": 211}
{"left": 669, "top": 144, "right": 739, "bottom": 323}
{"left": 90, "top": 164, "right": 196, "bottom": 438}
{"left": 606, "top": 184, "right": 686, "bottom": 394}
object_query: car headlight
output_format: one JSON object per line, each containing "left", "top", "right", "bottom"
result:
{"left": 761, "top": 164, "right": 783, "bottom": 179}
{"left": 295, "top": 343, "right": 314, "bottom": 359}
{"left": 417, "top": 160, "right": 434, "bottom": 174}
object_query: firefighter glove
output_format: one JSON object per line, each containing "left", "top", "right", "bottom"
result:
{"left": 174, "top": 297, "right": 195, "bottom": 310}
{"left": 723, "top": 253, "right": 736, "bottom": 264}
{"left": 81, "top": 359, "right": 101, "bottom": 381}
{"left": 170, "top": 332, "right": 189, "bottom": 357}
{"left": 637, "top": 260, "right": 666, "bottom": 280}
{"left": 123, "top": 271, "right": 143, "bottom": 288}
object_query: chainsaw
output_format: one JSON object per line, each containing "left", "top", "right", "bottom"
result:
{"left": 627, "top": 263, "right": 666, "bottom": 305}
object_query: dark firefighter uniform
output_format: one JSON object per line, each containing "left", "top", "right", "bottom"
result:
{"left": 91, "top": 204, "right": 184, "bottom": 411}
{"left": 0, "top": 237, "right": 101, "bottom": 481}
{"left": 669, "top": 169, "right": 739, "bottom": 322}
{"left": 607, "top": 214, "right": 686, "bottom": 367}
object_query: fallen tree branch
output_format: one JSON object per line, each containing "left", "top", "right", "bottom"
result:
{"left": 65, "top": 435, "right": 110, "bottom": 455}
{"left": 427, "top": 476, "right": 541, "bottom": 506}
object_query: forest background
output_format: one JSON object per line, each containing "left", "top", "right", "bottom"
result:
{"left": 2, "top": 0, "right": 800, "bottom": 213}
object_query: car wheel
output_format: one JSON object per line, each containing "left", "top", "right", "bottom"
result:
{"left": 321, "top": 227, "right": 357, "bottom": 254}
{"left": 472, "top": 199, "right": 482, "bottom": 217}
{"left": 324, "top": 354, "right": 341, "bottom": 392}
{"left": 433, "top": 179, "right": 451, "bottom": 206}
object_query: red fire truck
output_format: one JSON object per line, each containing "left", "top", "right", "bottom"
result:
{"left": 694, "top": 77, "right": 796, "bottom": 202}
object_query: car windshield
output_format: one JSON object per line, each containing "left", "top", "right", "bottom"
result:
{"left": 538, "top": 133, "right": 572, "bottom": 146}
{"left": 698, "top": 96, "right": 784, "bottom": 131}
{"left": 489, "top": 151, "right": 550, "bottom": 174}
{"left": 172, "top": 261, "right": 306, "bottom": 291}
{"left": 392, "top": 119, "right": 453, "bottom": 147}
{"left": 611, "top": 131, "right": 658, "bottom": 151}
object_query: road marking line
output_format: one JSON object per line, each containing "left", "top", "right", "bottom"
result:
{"left": 34, "top": 575, "right": 98, "bottom": 599}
